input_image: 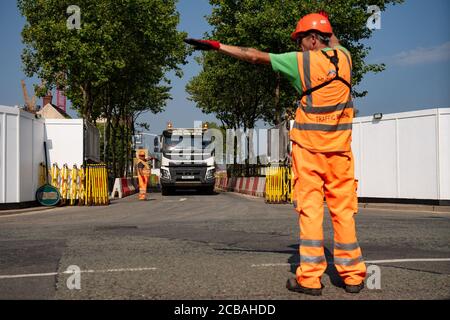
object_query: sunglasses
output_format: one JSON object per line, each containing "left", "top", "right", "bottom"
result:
{"left": 296, "top": 34, "right": 313, "bottom": 45}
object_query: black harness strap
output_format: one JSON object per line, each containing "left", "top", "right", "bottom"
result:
{"left": 300, "top": 50, "right": 352, "bottom": 100}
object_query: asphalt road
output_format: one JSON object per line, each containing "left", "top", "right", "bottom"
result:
{"left": 0, "top": 190, "right": 449, "bottom": 300}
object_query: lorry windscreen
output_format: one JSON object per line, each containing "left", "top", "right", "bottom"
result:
{"left": 162, "top": 133, "right": 212, "bottom": 153}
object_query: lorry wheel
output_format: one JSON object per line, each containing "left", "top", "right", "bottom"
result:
{"left": 161, "top": 186, "right": 171, "bottom": 196}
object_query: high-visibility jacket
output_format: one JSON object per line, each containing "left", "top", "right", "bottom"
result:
{"left": 290, "top": 48, "right": 354, "bottom": 153}
{"left": 136, "top": 159, "right": 151, "bottom": 177}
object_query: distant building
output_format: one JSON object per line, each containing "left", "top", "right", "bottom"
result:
{"left": 37, "top": 103, "right": 72, "bottom": 119}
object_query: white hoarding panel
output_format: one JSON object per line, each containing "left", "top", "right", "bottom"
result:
{"left": 0, "top": 112, "right": 4, "bottom": 203}
{"left": 0, "top": 106, "right": 45, "bottom": 204}
{"left": 360, "top": 119, "right": 398, "bottom": 198}
{"left": 6, "top": 113, "right": 19, "bottom": 202}
{"left": 352, "top": 123, "right": 361, "bottom": 186}
{"left": 44, "top": 119, "right": 84, "bottom": 168}
{"left": 20, "top": 116, "right": 34, "bottom": 202}
{"left": 353, "top": 108, "right": 450, "bottom": 201}
{"left": 398, "top": 115, "right": 438, "bottom": 199}
{"left": 438, "top": 110, "right": 450, "bottom": 200}
{"left": 33, "top": 119, "right": 45, "bottom": 198}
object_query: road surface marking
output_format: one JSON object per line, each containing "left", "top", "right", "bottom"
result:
{"left": 0, "top": 267, "right": 157, "bottom": 280}
{"left": 179, "top": 198, "right": 187, "bottom": 202}
{"left": 0, "top": 272, "right": 59, "bottom": 279}
{"left": 364, "top": 258, "right": 450, "bottom": 264}
{"left": 251, "top": 258, "right": 450, "bottom": 268}
{"left": 251, "top": 263, "right": 292, "bottom": 268}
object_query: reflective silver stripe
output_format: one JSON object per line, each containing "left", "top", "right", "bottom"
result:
{"left": 293, "top": 122, "right": 353, "bottom": 132}
{"left": 334, "top": 256, "right": 364, "bottom": 266}
{"left": 335, "top": 242, "right": 360, "bottom": 251}
{"left": 303, "top": 51, "right": 313, "bottom": 107}
{"left": 301, "top": 240, "right": 324, "bottom": 248}
{"left": 301, "top": 101, "right": 354, "bottom": 114}
{"left": 300, "top": 255, "right": 326, "bottom": 264}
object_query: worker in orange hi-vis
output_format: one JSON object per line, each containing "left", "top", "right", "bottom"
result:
{"left": 185, "top": 11, "right": 366, "bottom": 296}
{"left": 136, "top": 150, "right": 151, "bottom": 201}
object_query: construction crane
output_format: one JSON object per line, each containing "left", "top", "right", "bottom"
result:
{"left": 21, "top": 80, "right": 37, "bottom": 113}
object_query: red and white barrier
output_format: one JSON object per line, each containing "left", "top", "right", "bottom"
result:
{"left": 215, "top": 173, "right": 266, "bottom": 198}
{"left": 111, "top": 177, "right": 138, "bottom": 199}
{"left": 255, "top": 177, "right": 266, "bottom": 197}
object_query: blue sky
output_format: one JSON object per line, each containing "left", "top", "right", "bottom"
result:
{"left": 1, "top": 0, "right": 449, "bottom": 137}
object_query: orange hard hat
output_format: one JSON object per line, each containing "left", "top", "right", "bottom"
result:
{"left": 291, "top": 13, "right": 333, "bottom": 41}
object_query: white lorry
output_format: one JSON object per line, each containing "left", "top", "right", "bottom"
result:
{"left": 159, "top": 123, "right": 216, "bottom": 195}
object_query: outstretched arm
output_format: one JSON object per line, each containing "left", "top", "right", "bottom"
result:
{"left": 184, "top": 39, "right": 271, "bottom": 65}
{"left": 218, "top": 44, "right": 271, "bottom": 65}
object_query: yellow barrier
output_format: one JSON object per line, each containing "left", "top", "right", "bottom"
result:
{"left": 69, "top": 165, "right": 79, "bottom": 206}
{"left": 39, "top": 163, "right": 47, "bottom": 187}
{"left": 214, "top": 171, "right": 228, "bottom": 191}
{"left": 79, "top": 165, "right": 86, "bottom": 205}
{"left": 61, "top": 164, "right": 69, "bottom": 205}
{"left": 84, "top": 164, "right": 109, "bottom": 206}
{"left": 45, "top": 162, "right": 109, "bottom": 206}
{"left": 265, "top": 165, "right": 293, "bottom": 204}
{"left": 51, "top": 164, "right": 60, "bottom": 189}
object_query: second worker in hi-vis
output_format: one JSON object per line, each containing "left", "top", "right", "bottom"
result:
{"left": 185, "top": 11, "right": 366, "bottom": 296}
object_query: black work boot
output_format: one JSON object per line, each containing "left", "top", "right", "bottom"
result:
{"left": 345, "top": 282, "right": 364, "bottom": 294}
{"left": 286, "top": 278, "right": 323, "bottom": 296}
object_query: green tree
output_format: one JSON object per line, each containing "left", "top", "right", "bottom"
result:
{"left": 19, "top": 0, "right": 188, "bottom": 177}
{"left": 187, "top": 0, "right": 403, "bottom": 127}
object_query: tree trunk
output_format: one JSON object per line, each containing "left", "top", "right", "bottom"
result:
{"left": 119, "top": 107, "right": 126, "bottom": 177}
{"left": 103, "top": 92, "right": 111, "bottom": 166}
{"left": 81, "top": 83, "right": 93, "bottom": 122}
{"left": 111, "top": 113, "right": 118, "bottom": 178}
{"left": 104, "top": 112, "right": 111, "bottom": 166}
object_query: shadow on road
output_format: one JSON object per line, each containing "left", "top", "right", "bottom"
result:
{"left": 217, "top": 244, "right": 344, "bottom": 289}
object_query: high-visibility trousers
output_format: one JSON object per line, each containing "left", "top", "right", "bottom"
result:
{"left": 138, "top": 175, "right": 148, "bottom": 200}
{"left": 291, "top": 143, "right": 366, "bottom": 289}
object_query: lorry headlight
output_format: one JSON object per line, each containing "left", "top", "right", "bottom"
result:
{"left": 161, "top": 168, "right": 171, "bottom": 180}
{"left": 205, "top": 168, "right": 215, "bottom": 180}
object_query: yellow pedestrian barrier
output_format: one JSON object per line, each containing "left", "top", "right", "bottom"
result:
{"left": 265, "top": 165, "right": 293, "bottom": 204}
{"left": 84, "top": 164, "right": 109, "bottom": 206}
{"left": 51, "top": 164, "right": 60, "bottom": 190}
{"left": 79, "top": 165, "right": 86, "bottom": 205}
{"left": 70, "top": 165, "right": 79, "bottom": 206}
{"left": 46, "top": 163, "right": 109, "bottom": 206}
{"left": 61, "top": 164, "right": 69, "bottom": 205}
